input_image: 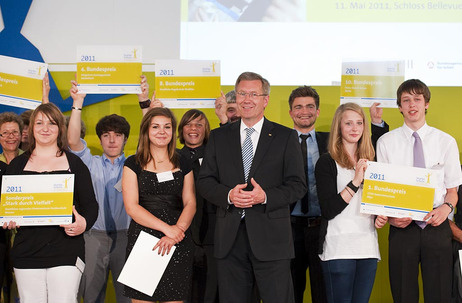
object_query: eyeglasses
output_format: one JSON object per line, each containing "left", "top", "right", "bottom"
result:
{"left": 236, "top": 91, "right": 268, "bottom": 99}
{"left": 0, "top": 131, "right": 20, "bottom": 138}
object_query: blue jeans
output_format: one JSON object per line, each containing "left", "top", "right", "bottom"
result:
{"left": 321, "top": 258, "right": 378, "bottom": 303}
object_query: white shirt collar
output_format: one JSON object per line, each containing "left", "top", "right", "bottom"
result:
{"left": 240, "top": 117, "right": 264, "bottom": 135}
{"left": 402, "top": 122, "right": 429, "bottom": 141}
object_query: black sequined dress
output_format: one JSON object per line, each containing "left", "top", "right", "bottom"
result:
{"left": 123, "top": 155, "right": 194, "bottom": 301}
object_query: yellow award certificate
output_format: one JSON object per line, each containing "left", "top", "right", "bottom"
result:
{"left": 155, "top": 60, "right": 220, "bottom": 108}
{"left": 77, "top": 45, "right": 142, "bottom": 94}
{"left": 0, "top": 174, "right": 74, "bottom": 226}
{"left": 361, "top": 162, "right": 438, "bottom": 220}
{"left": 0, "top": 55, "right": 48, "bottom": 109}
{"left": 340, "top": 61, "right": 404, "bottom": 108}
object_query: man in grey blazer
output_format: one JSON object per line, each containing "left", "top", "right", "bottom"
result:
{"left": 197, "top": 72, "right": 307, "bottom": 303}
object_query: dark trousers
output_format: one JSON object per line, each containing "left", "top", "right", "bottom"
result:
{"left": 452, "top": 239, "right": 462, "bottom": 303}
{"left": 217, "top": 221, "right": 294, "bottom": 303}
{"left": 389, "top": 220, "right": 453, "bottom": 303}
{"left": 291, "top": 217, "right": 327, "bottom": 303}
{"left": 190, "top": 244, "right": 219, "bottom": 303}
{"left": 0, "top": 230, "right": 6, "bottom": 298}
{"left": 321, "top": 258, "right": 377, "bottom": 303}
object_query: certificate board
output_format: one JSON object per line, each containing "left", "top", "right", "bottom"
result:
{"left": 155, "top": 59, "right": 220, "bottom": 108}
{"left": 0, "top": 55, "right": 48, "bottom": 109}
{"left": 0, "top": 174, "right": 74, "bottom": 226}
{"left": 77, "top": 45, "right": 142, "bottom": 94}
{"left": 360, "top": 161, "right": 438, "bottom": 220}
{"left": 118, "top": 231, "right": 176, "bottom": 296}
{"left": 340, "top": 61, "right": 404, "bottom": 108}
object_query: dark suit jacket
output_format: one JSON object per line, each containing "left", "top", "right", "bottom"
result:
{"left": 197, "top": 118, "right": 307, "bottom": 261}
{"left": 315, "top": 131, "right": 329, "bottom": 156}
{"left": 178, "top": 145, "right": 216, "bottom": 246}
{"left": 372, "top": 122, "right": 389, "bottom": 151}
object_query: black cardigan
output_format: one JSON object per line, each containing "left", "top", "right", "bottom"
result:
{"left": 314, "top": 153, "right": 349, "bottom": 255}
{"left": 5, "top": 150, "right": 98, "bottom": 269}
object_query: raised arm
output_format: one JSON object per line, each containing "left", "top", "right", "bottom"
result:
{"left": 68, "top": 80, "right": 86, "bottom": 151}
{"left": 215, "top": 91, "right": 228, "bottom": 125}
{"left": 138, "top": 75, "right": 151, "bottom": 116}
{"left": 42, "top": 72, "right": 50, "bottom": 104}
{"left": 138, "top": 75, "right": 164, "bottom": 116}
{"left": 369, "top": 102, "right": 384, "bottom": 125}
{"left": 370, "top": 102, "right": 389, "bottom": 150}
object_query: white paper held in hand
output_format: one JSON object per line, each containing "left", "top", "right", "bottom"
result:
{"left": 117, "top": 231, "right": 176, "bottom": 296}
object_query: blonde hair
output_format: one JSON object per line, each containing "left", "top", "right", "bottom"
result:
{"left": 328, "top": 103, "right": 374, "bottom": 169}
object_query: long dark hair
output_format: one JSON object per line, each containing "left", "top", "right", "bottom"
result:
{"left": 135, "top": 107, "right": 179, "bottom": 169}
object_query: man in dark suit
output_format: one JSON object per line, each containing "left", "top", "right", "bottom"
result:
{"left": 197, "top": 72, "right": 307, "bottom": 303}
{"left": 288, "top": 86, "right": 388, "bottom": 303}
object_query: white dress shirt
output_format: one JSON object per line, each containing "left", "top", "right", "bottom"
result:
{"left": 376, "top": 123, "right": 462, "bottom": 208}
{"left": 240, "top": 118, "right": 264, "bottom": 154}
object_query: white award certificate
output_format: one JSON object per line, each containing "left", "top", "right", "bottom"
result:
{"left": 340, "top": 61, "right": 404, "bottom": 108}
{"left": 118, "top": 231, "right": 176, "bottom": 296}
{"left": 155, "top": 59, "right": 220, "bottom": 108}
{"left": 0, "top": 174, "right": 74, "bottom": 226}
{"left": 0, "top": 55, "right": 48, "bottom": 109}
{"left": 77, "top": 45, "right": 142, "bottom": 94}
{"left": 361, "top": 161, "right": 439, "bottom": 220}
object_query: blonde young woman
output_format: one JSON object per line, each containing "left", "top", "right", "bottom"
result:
{"left": 122, "top": 107, "right": 196, "bottom": 303}
{"left": 314, "top": 103, "right": 387, "bottom": 303}
{"left": 3, "top": 103, "right": 98, "bottom": 303}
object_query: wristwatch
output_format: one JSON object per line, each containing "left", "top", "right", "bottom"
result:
{"left": 346, "top": 180, "right": 359, "bottom": 193}
{"left": 443, "top": 202, "right": 454, "bottom": 212}
{"left": 139, "top": 99, "right": 151, "bottom": 109}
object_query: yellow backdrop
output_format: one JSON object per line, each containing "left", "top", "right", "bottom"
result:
{"left": 53, "top": 72, "right": 461, "bottom": 303}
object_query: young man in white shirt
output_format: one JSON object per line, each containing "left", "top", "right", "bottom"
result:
{"left": 376, "top": 79, "right": 462, "bottom": 302}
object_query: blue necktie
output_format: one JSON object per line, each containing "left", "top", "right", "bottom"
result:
{"left": 240, "top": 128, "right": 255, "bottom": 218}
{"left": 413, "top": 132, "right": 427, "bottom": 229}
{"left": 242, "top": 128, "right": 255, "bottom": 182}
